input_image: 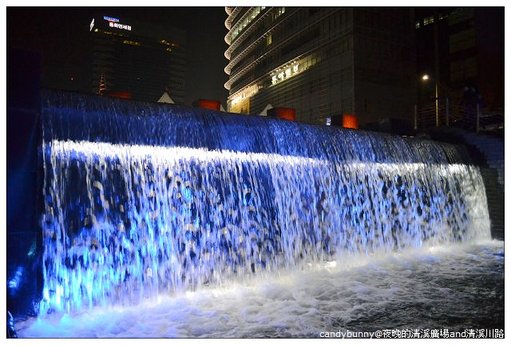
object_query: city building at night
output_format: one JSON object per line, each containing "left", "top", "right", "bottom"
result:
{"left": 224, "top": 7, "right": 416, "bottom": 126}
{"left": 414, "top": 8, "right": 451, "bottom": 104}
{"left": 6, "top": 7, "right": 505, "bottom": 338}
{"left": 90, "top": 14, "right": 186, "bottom": 103}
{"left": 447, "top": 8, "right": 504, "bottom": 113}
{"left": 414, "top": 8, "right": 504, "bottom": 122}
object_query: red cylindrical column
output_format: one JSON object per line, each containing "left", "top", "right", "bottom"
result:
{"left": 342, "top": 113, "right": 358, "bottom": 129}
{"left": 197, "top": 99, "right": 221, "bottom": 111}
{"left": 105, "top": 91, "right": 133, "bottom": 100}
{"left": 267, "top": 107, "right": 296, "bottom": 121}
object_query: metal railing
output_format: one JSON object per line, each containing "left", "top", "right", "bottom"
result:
{"left": 415, "top": 97, "right": 504, "bottom": 134}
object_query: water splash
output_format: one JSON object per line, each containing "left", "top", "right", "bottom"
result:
{"left": 38, "top": 91, "right": 490, "bottom": 315}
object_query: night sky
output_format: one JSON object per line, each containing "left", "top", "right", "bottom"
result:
{"left": 7, "top": 7, "right": 229, "bottom": 106}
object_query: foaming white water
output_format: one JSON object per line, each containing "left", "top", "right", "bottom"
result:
{"left": 18, "top": 240, "right": 503, "bottom": 338}
{"left": 39, "top": 139, "right": 491, "bottom": 315}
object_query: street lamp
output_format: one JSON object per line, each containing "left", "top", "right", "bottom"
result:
{"left": 421, "top": 74, "right": 439, "bottom": 127}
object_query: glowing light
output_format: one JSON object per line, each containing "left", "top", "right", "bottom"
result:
{"left": 40, "top": 137, "right": 490, "bottom": 315}
{"left": 8, "top": 267, "right": 24, "bottom": 290}
{"left": 342, "top": 113, "right": 359, "bottom": 129}
{"left": 103, "top": 16, "right": 119, "bottom": 22}
{"left": 37, "top": 94, "right": 490, "bottom": 318}
{"left": 270, "top": 61, "right": 302, "bottom": 86}
{"left": 422, "top": 74, "right": 430, "bottom": 81}
{"left": 228, "top": 6, "right": 264, "bottom": 43}
{"left": 123, "top": 40, "right": 141, "bottom": 46}
{"left": 27, "top": 241, "right": 36, "bottom": 257}
{"left": 109, "top": 22, "right": 132, "bottom": 31}
{"left": 229, "top": 84, "right": 259, "bottom": 105}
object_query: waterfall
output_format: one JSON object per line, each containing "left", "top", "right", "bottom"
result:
{"left": 38, "top": 90, "right": 490, "bottom": 315}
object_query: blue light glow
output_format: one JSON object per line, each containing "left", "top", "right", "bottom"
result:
{"left": 38, "top": 139, "right": 490, "bottom": 315}
{"left": 9, "top": 266, "right": 24, "bottom": 291}
{"left": 103, "top": 16, "right": 119, "bottom": 22}
{"left": 34, "top": 90, "right": 491, "bottom": 318}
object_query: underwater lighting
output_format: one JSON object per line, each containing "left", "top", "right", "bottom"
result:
{"left": 8, "top": 267, "right": 24, "bottom": 291}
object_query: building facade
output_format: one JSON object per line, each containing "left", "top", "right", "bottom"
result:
{"left": 90, "top": 14, "right": 186, "bottom": 103}
{"left": 224, "top": 7, "right": 416, "bottom": 126}
{"left": 414, "top": 8, "right": 504, "bottom": 127}
{"left": 447, "top": 8, "right": 504, "bottom": 112}
{"left": 414, "top": 8, "right": 451, "bottom": 106}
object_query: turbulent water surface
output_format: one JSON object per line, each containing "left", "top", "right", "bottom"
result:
{"left": 17, "top": 240, "right": 503, "bottom": 338}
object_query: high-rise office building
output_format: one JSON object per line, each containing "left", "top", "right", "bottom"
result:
{"left": 224, "top": 7, "right": 416, "bottom": 126}
{"left": 447, "top": 8, "right": 504, "bottom": 111}
{"left": 414, "top": 8, "right": 504, "bottom": 120}
{"left": 414, "top": 8, "right": 451, "bottom": 98}
{"left": 90, "top": 14, "right": 186, "bottom": 103}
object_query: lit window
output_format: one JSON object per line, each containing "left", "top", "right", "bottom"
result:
{"left": 266, "top": 34, "right": 272, "bottom": 46}
{"left": 230, "top": 6, "right": 265, "bottom": 42}
{"left": 229, "top": 84, "right": 260, "bottom": 106}
{"left": 415, "top": 21, "right": 420, "bottom": 29}
{"left": 123, "top": 40, "right": 141, "bottom": 46}
{"left": 423, "top": 16, "right": 434, "bottom": 26}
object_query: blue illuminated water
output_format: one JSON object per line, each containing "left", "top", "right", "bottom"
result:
{"left": 38, "top": 91, "right": 491, "bottom": 317}
{"left": 18, "top": 241, "right": 503, "bottom": 337}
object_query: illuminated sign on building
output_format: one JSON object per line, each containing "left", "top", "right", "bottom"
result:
{"left": 109, "top": 22, "right": 132, "bottom": 31}
{"left": 269, "top": 55, "right": 319, "bottom": 87}
{"left": 90, "top": 18, "right": 95, "bottom": 31}
{"left": 270, "top": 61, "right": 300, "bottom": 86}
{"left": 103, "top": 16, "right": 119, "bottom": 22}
{"left": 101, "top": 15, "right": 131, "bottom": 31}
